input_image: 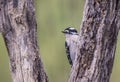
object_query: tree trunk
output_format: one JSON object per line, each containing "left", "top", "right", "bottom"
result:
{"left": 69, "top": 0, "right": 120, "bottom": 82}
{"left": 0, "top": 0, "right": 48, "bottom": 82}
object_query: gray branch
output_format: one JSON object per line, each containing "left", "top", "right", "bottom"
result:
{"left": 69, "top": 0, "right": 120, "bottom": 82}
{"left": 0, "top": 0, "right": 48, "bottom": 82}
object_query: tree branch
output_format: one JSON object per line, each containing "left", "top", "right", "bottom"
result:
{"left": 69, "top": 0, "right": 119, "bottom": 82}
{"left": 0, "top": 0, "right": 48, "bottom": 82}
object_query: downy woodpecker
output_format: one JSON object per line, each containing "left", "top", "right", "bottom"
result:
{"left": 62, "top": 27, "right": 78, "bottom": 66}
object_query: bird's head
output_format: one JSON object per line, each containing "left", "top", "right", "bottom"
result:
{"left": 62, "top": 27, "right": 78, "bottom": 35}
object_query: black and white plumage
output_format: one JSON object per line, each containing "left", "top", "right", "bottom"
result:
{"left": 62, "top": 27, "right": 79, "bottom": 66}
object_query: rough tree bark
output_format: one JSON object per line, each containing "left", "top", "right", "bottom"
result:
{"left": 0, "top": 0, "right": 48, "bottom": 82}
{"left": 69, "top": 0, "right": 120, "bottom": 82}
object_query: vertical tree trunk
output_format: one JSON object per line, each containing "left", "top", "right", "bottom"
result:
{"left": 69, "top": 0, "right": 120, "bottom": 82}
{"left": 0, "top": 0, "right": 48, "bottom": 82}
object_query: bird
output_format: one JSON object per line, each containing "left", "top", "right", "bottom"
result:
{"left": 62, "top": 27, "right": 79, "bottom": 66}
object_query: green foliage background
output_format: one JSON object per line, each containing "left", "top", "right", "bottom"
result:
{"left": 0, "top": 0, "right": 120, "bottom": 82}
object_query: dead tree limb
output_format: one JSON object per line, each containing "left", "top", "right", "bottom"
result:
{"left": 0, "top": 0, "right": 48, "bottom": 82}
{"left": 69, "top": 0, "right": 120, "bottom": 82}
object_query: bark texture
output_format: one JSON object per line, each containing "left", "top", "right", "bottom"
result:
{"left": 0, "top": 0, "right": 48, "bottom": 82}
{"left": 69, "top": 0, "right": 120, "bottom": 82}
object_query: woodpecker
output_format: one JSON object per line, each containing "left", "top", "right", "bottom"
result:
{"left": 62, "top": 27, "right": 79, "bottom": 66}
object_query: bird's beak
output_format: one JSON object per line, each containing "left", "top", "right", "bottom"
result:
{"left": 61, "top": 31, "right": 65, "bottom": 33}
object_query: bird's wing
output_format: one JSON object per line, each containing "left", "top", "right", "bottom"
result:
{"left": 65, "top": 41, "right": 73, "bottom": 65}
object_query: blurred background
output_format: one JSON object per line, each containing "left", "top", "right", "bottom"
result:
{"left": 0, "top": 0, "right": 120, "bottom": 82}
